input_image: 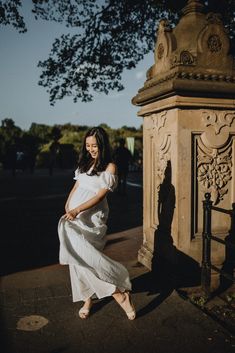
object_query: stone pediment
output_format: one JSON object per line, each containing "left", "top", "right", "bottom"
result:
{"left": 132, "top": 0, "right": 235, "bottom": 106}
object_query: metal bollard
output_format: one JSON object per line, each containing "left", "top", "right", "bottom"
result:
{"left": 225, "top": 202, "right": 235, "bottom": 268}
{"left": 201, "top": 193, "right": 212, "bottom": 298}
{"left": 230, "top": 203, "right": 235, "bottom": 240}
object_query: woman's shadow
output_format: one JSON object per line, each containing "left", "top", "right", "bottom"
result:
{"left": 132, "top": 160, "right": 201, "bottom": 317}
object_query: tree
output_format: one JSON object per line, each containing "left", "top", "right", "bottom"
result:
{"left": 0, "top": 118, "right": 22, "bottom": 168}
{"left": 1, "top": 1, "right": 235, "bottom": 104}
{"left": 0, "top": 0, "right": 26, "bottom": 33}
{"left": 28, "top": 122, "right": 53, "bottom": 143}
{"left": 0, "top": 118, "right": 22, "bottom": 147}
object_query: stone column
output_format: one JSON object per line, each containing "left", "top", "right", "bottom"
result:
{"left": 132, "top": 0, "right": 235, "bottom": 275}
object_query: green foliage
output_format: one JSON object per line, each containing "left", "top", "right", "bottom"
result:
{"left": 36, "top": 148, "right": 51, "bottom": 168}
{"left": 190, "top": 295, "right": 208, "bottom": 307}
{"left": 226, "top": 292, "right": 235, "bottom": 302}
{"left": 0, "top": 118, "right": 22, "bottom": 160}
{"left": 29, "top": 122, "right": 53, "bottom": 143}
{"left": 0, "top": 118, "right": 143, "bottom": 169}
{"left": 0, "top": 0, "right": 26, "bottom": 33}
{"left": 0, "top": 118, "right": 22, "bottom": 143}
{"left": 59, "top": 130, "right": 85, "bottom": 153}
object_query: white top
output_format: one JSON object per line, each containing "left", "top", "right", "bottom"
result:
{"left": 74, "top": 168, "right": 118, "bottom": 192}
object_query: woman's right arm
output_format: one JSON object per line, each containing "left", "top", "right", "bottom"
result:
{"left": 65, "top": 180, "right": 79, "bottom": 212}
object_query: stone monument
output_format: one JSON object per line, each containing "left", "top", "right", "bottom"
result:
{"left": 132, "top": 0, "right": 235, "bottom": 280}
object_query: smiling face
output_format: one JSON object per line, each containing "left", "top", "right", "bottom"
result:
{"left": 86, "top": 135, "right": 99, "bottom": 160}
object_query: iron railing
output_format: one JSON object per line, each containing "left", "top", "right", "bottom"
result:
{"left": 201, "top": 193, "right": 235, "bottom": 297}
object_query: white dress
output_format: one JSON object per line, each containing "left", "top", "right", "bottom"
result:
{"left": 58, "top": 168, "right": 132, "bottom": 302}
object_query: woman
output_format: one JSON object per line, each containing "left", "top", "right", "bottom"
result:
{"left": 58, "top": 126, "right": 136, "bottom": 320}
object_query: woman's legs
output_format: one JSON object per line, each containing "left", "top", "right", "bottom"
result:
{"left": 79, "top": 291, "right": 136, "bottom": 320}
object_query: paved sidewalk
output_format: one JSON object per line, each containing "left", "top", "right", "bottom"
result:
{"left": 0, "top": 169, "right": 234, "bottom": 353}
{"left": 1, "top": 226, "right": 235, "bottom": 353}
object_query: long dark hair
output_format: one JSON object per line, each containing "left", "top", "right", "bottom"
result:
{"left": 77, "top": 126, "right": 112, "bottom": 175}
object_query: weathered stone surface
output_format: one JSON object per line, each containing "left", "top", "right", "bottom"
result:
{"left": 132, "top": 0, "right": 235, "bottom": 107}
{"left": 133, "top": 0, "right": 235, "bottom": 285}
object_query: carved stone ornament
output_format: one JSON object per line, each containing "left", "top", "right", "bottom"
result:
{"left": 156, "top": 134, "right": 171, "bottom": 189}
{"left": 180, "top": 50, "right": 194, "bottom": 65}
{"left": 207, "top": 34, "right": 222, "bottom": 53}
{"left": 152, "top": 111, "right": 167, "bottom": 133}
{"left": 202, "top": 111, "right": 235, "bottom": 135}
{"left": 145, "top": 115, "right": 155, "bottom": 131}
{"left": 197, "top": 136, "right": 232, "bottom": 204}
{"left": 157, "top": 43, "right": 164, "bottom": 59}
{"left": 181, "top": 0, "right": 205, "bottom": 15}
{"left": 158, "top": 19, "right": 171, "bottom": 33}
{"left": 206, "top": 12, "right": 223, "bottom": 25}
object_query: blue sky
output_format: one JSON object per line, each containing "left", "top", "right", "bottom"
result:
{"left": 0, "top": 3, "right": 154, "bottom": 131}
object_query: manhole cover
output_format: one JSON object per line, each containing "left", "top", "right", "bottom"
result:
{"left": 17, "top": 315, "right": 49, "bottom": 331}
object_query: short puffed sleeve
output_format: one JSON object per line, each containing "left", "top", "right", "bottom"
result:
{"left": 73, "top": 168, "right": 80, "bottom": 181}
{"left": 100, "top": 171, "right": 118, "bottom": 192}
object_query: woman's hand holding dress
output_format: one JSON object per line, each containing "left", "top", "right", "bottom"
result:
{"left": 62, "top": 208, "right": 80, "bottom": 221}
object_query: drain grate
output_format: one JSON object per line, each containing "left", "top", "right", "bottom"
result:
{"left": 17, "top": 315, "right": 49, "bottom": 331}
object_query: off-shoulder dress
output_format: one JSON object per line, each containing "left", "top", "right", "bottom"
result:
{"left": 58, "top": 168, "right": 131, "bottom": 302}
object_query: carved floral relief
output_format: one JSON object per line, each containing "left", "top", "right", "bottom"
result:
{"left": 180, "top": 50, "right": 195, "bottom": 65}
{"left": 207, "top": 34, "right": 222, "bottom": 53}
{"left": 197, "top": 136, "right": 232, "bottom": 204}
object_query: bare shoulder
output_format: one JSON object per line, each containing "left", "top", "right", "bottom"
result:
{"left": 105, "top": 162, "right": 117, "bottom": 175}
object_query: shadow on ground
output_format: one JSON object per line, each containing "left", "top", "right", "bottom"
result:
{"left": 131, "top": 250, "right": 201, "bottom": 316}
{"left": 130, "top": 160, "right": 201, "bottom": 316}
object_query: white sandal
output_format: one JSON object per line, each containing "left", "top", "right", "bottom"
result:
{"left": 119, "top": 292, "right": 136, "bottom": 320}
